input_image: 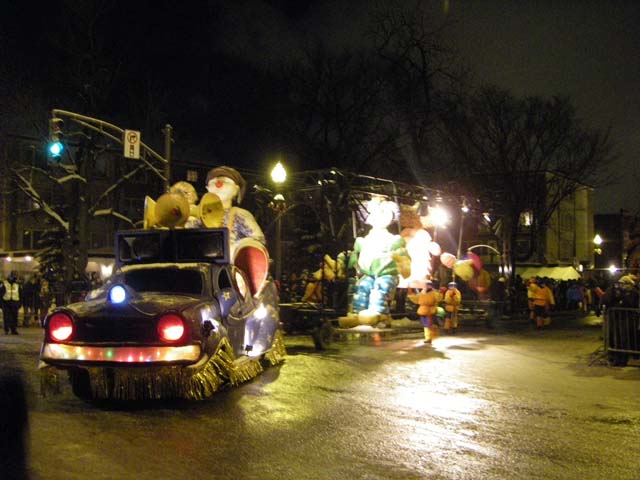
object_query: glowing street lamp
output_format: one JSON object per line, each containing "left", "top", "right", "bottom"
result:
{"left": 430, "top": 205, "right": 450, "bottom": 229}
{"left": 271, "top": 161, "right": 287, "bottom": 184}
{"left": 429, "top": 204, "right": 449, "bottom": 245}
{"left": 593, "top": 234, "right": 603, "bottom": 255}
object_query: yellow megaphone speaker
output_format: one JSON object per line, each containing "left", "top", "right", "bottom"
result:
{"left": 198, "top": 192, "right": 224, "bottom": 228}
{"left": 143, "top": 196, "right": 157, "bottom": 229}
{"left": 144, "top": 192, "right": 190, "bottom": 229}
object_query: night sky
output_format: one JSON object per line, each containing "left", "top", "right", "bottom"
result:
{"left": 2, "top": 0, "right": 638, "bottom": 214}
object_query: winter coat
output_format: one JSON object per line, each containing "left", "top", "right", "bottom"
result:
{"left": 444, "top": 288, "right": 462, "bottom": 312}
{"left": 409, "top": 288, "right": 442, "bottom": 316}
{"left": 528, "top": 284, "right": 555, "bottom": 308}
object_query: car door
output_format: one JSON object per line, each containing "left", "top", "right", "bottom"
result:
{"left": 213, "top": 265, "right": 256, "bottom": 357}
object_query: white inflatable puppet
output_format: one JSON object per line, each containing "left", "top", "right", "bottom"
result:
{"left": 205, "top": 166, "right": 266, "bottom": 258}
{"left": 339, "top": 197, "right": 410, "bottom": 328}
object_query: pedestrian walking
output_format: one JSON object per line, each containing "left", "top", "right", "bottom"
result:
{"left": 443, "top": 281, "right": 462, "bottom": 334}
{"left": 526, "top": 277, "right": 537, "bottom": 323}
{"left": 488, "top": 276, "right": 508, "bottom": 325}
{"left": 528, "top": 278, "right": 555, "bottom": 329}
{"left": 21, "top": 274, "right": 41, "bottom": 327}
{"left": 38, "top": 277, "right": 52, "bottom": 326}
{"left": 408, "top": 280, "right": 442, "bottom": 344}
{"left": 21, "top": 276, "right": 34, "bottom": 327}
{"left": 0, "top": 272, "right": 22, "bottom": 335}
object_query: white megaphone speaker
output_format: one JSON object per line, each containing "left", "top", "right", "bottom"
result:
{"left": 143, "top": 192, "right": 190, "bottom": 229}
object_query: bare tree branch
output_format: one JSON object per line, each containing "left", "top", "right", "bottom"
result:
{"left": 89, "top": 163, "right": 147, "bottom": 215}
{"left": 12, "top": 169, "right": 69, "bottom": 231}
{"left": 93, "top": 208, "right": 135, "bottom": 227}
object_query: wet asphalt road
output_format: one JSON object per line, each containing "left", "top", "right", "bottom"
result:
{"left": 0, "top": 317, "right": 638, "bottom": 480}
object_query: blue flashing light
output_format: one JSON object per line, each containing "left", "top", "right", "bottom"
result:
{"left": 109, "top": 285, "right": 127, "bottom": 304}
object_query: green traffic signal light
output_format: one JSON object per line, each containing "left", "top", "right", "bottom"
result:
{"left": 48, "top": 117, "right": 64, "bottom": 158}
{"left": 48, "top": 140, "right": 63, "bottom": 157}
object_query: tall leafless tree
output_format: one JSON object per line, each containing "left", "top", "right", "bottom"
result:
{"left": 440, "top": 86, "right": 616, "bottom": 275}
{"left": 2, "top": 1, "right": 167, "bottom": 289}
{"left": 276, "top": 43, "right": 402, "bottom": 176}
{"left": 367, "top": 0, "right": 468, "bottom": 185}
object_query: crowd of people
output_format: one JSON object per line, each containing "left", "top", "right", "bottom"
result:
{"left": 509, "top": 275, "right": 611, "bottom": 317}
{"left": 278, "top": 261, "right": 621, "bottom": 321}
{"left": 0, "top": 272, "right": 51, "bottom": 334}
{"left": 0, "top": 271, "right": 103, "bottom": 334}
{"left": 2, "top": 260, "right": 630, "bottom": 335}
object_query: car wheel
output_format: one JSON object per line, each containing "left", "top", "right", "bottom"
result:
{"left": 69, "top": 369, "right": 93, "bottom": 400}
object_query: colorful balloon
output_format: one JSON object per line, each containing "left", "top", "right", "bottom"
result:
{"left": 454, "top": 259, "right": 475, "bottom": 281}
{"left": 467, "top": 251, "right": 483, "bottom": 272}
{"left": 440, "top": 252, "right": 457, "bottom": 269}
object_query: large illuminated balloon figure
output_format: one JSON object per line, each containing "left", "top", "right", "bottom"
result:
{"left": 398, "top": 203, "right": 457, "bottom": 289}
{"left": 339, "top": 197, "right": 410, "bottom": 328}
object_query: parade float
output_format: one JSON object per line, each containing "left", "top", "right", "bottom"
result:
{"left": 39, "top": 168, "right": 286, "bottom": 401}
{"left": 272, "top": 169, "right": 477, "bottom": 343}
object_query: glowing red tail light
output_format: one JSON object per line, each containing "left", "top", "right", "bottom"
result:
{"left": 157, "top": 314, "right": 185, "bottom": 342}
{"left": 49, "top": 313, "right": 74, "bottom": 342}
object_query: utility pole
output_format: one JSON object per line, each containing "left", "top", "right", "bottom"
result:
{"left": 163, "top": 124, "right": 172, "bottom": 191}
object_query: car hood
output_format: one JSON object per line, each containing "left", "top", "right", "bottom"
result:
{"left": 63, "top": 292, "right": 205, "bottom": 318}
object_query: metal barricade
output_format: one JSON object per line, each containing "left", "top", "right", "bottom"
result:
{"left": 604, "top": 307, "right": 640, "bottom": 366}
{"left": 459, "top": 300, "right": 507, "bottom": 328}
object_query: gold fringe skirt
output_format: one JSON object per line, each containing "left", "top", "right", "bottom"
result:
{"left": 40, "top": 330, "right": 287, "bottom": 401}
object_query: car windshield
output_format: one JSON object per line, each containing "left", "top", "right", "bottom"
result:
{"left": 123, "top": 267, "right": 203, "bottom": 295}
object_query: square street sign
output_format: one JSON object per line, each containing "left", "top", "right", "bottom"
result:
{"left": 124, "top": 129, "right": 141, "bottom": 159}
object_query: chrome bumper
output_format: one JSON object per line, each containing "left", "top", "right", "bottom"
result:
{"left": 41, "top": 342, "right": 202, "bottom": 364}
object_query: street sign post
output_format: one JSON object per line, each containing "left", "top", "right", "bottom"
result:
{"left": 124, "top": 129, "right": 141, "bottom": 159}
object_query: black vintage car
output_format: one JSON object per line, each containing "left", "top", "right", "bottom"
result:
{"left": 39, "top": 228, "right": 286, "bottom": 401}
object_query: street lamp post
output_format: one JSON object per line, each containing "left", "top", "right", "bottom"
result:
{"left": 429, "top": 205, "right": 449, "bottom": 281}
{"left": 455, "top": 201, "right": 469, "bottom": 281}
{"left": 163, "top": 124, "right": 173, "bottom": 190}
{"left": 593, "top": 233, "right": 603, "bottom": 270}
{"left": 270, "top": 161, "right": 287, "bottom": 283}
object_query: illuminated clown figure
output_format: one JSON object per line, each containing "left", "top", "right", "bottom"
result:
{"left": 340, "top": 197, "right": 410, "bottom": 327}
{"left": 206, "top": 166, "right": 266, "bottom": 257}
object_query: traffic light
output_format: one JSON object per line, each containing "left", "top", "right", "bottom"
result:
{"left": 48, "top": 117, "right": 64, "bottom": 158}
